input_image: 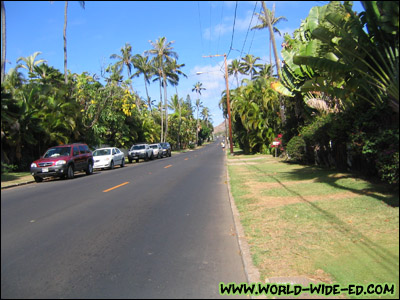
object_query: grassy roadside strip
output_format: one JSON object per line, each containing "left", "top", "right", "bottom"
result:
{"left": 227, "top": 150, "right": 399, "bottom": 299}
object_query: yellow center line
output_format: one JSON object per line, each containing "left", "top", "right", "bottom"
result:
{"left": 164, "top": 165, "right": 173, "bottom": 169}
{"left": 103, "top": 182, "right": 129, "bottom": 193}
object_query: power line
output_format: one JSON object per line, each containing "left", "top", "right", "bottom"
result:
{"left": 197, "top": 1, "right": 204, "bottom": 55}
{"left": 226, "top": 1, "right": 238, "bottom": 59}
{"left": 240, "top": 1, "right": 258, "bottom": 59}
{"left": 247, "top": 5, "right": 263, "bottom": 55}
{"left": 216, "top": 1, "right": 224, "bottom": 54}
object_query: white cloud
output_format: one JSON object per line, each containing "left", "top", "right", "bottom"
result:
{"left": 203, "top": 9, "right": 259, "bottom": 41}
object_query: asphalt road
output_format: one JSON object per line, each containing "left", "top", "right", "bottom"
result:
{"left": 1, "top": 142, "right": 248, "bottom": 299}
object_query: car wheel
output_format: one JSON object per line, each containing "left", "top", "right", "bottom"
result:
{"left": 86, "top": 162, "right": 93, "bottom": 175}
{"left": 121, "top": 158, "right": 125, "bottom": 167}
{"left": 109, "top": 160, "right": 114, "bottom": 170}
{"left": 67, "top": 164, "right": 74, "bottom": 179}
{"left": 34, "top": 176, "right": 43, "bottom": 183}
{"left": 150, "top": 153, "right": 154, "bottom": 160}
{"left": 169, "top": 151, "right": 172, "bottom": 157}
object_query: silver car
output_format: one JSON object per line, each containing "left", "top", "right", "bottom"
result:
{"left": 128, "top": 143, "right": 154, "bottom": 163}
{"left": 149, "top": 143, "right": 163, "bottom": 159}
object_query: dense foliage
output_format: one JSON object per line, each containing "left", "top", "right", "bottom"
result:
{"left": 220, "top": 1, "right": 398, "bottom": 185}
{"left": 1, "top": 43, "right": 213, "bottom": 172}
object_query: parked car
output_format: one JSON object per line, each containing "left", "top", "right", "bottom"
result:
{"left": 160, "top": 142, "right": 172, "bottom": 157}
{"left": 149, "top": 143, "right": 163, "bottom": 159}
{"left": 93, "top": 147, "right": 125, "bottom": 170}
{"left": 30, "top": 143, "right": 94, "bottom": 182}
{"left": 128, "top": 143, "right": 154, "bottom": 163}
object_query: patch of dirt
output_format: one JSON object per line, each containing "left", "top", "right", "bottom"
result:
{"left": 241, "top": 178, "right": 367, "bottom": 208}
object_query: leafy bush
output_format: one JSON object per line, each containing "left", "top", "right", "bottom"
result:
{"left": 286, "top": 136, "right": 307, "bottom": 162}
{"left": 376, "top": 150, "right": 399, "bottom": 185}
{"left": 1, "top": 163, "right": 18, "bottom": 174}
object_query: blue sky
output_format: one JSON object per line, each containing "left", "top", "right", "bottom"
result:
{"left": 4, "top": 1, "right": 365, "bottom": 126}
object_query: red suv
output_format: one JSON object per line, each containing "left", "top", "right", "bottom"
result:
{"left": 30, "top": 143, "right": 94, "bottom": 182}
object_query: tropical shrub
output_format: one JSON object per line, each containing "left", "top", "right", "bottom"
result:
{"left": 286, "top": 136, "right": 307, "bottom": 162}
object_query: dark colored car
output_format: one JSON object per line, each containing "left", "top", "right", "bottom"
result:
{"left": 30, "top": 143, "right": 94, "bottom": 182}
{"left": 160, "top": 142, "right": 172, "bottom": 157}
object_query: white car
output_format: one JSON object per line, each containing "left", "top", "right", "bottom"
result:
{"left": 149, "top": 143, "right": 163, "bottom": 159}
{"left": 93, "top": 147, "right": 125, "bottom": 170}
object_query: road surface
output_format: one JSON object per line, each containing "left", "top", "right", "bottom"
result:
{"left": 1, "top": 142, "right": 247, "bottom": 298}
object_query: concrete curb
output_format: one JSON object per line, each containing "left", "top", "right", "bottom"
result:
{"left": 224, "top": 152, "right": 262, "bottom": 285}
{"left": 1, "top": 180, "right": 35, "bottom": 190}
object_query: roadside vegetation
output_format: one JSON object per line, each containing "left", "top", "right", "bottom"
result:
{"left": 227, "top": 151, "right": 399, "bottom": 298}
{"left": 1, "top": 38, "right": 213, "bottom": 174}
{"left": 220, "top": 1, "right": 398, "bottom": 187}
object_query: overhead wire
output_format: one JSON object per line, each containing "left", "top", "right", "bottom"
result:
{"left": 226, "top": 1, "right": 238, "bottom": 59}
{"left": 216, "top": 1, "right": 224, "bottom": 55}
{"left": 197, "top": 1, "right": 204, "bottom": 55}
{"left": 239, "top": 1, "right": 258, "bottom": 60}
{"left": 247, "top": 5, "right": 263, "bottom": 56}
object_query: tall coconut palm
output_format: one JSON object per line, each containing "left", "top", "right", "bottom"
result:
{"left": 254, "top": 63, "right": 273, "bottom": 80}
{"left": 251, "top": 2, "right": 287, "bottom": 68}
{"left": 1, "top": 1, "right": 6, "bottom": 83}
{"left": 228, "top": 59, "right": 245, "bottom": 88}
{"left": 167, "top": 59, "right": 187, "bottom": 100}
{"left": 240, "top": 54, "right": 263, "bottom": 80}
{"left": 63, "top": 1, "right": 85, "bottom": 84}
{"left": 16, "top": 52, "right": 47, "bottom": 74}
{"left": 201, "top": 107, "right": 211, "bottom": 127}
{"left": 145, "top": 37, "right": 178, "bottom": 142}
{"left": 169, "top": 94, "right": 184, "bottom": 150}
{"left": 110, "top": 43, "right": 134, "bottom": 79}
{"left": 131, "top": 54, "right": 154, "bottom": 112}
{"left": 192, "top": 82, "right": 205, "bottom": 146}
{"left": 252, "top": 1, "right": 287, "bottom": 123}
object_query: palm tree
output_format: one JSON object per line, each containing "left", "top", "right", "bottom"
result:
{"left": 145, "top": 37, "right": 178, "bottom": 142}
{"left": 251, "top": 2, "right": 287, "bottom": 68}
{"left": 1, "top": 1, "right": 6, "bottom": 83}
{"left": 16, "top": 52, "right": 47, "bottom": 74}
{"left": 167, "top": 59, "right": 187, "bottom": 100}
{"left": 169, "top": 94, "right": 184, "bottom": 150}
{"left": 63, "top": 1, "right": 85, "bottom": 84}
{"left": 254, "top": 63, "right": 273, "bottom": 80}
{"left": 192, "top": 82, "right": 205, "bottom": 146}
{"left": 201, "top": 107, "right": 211, "bottom": 127}
{"left": 110, "top": 43, "right": 134, "bottom": 79}
{"left": 131, "top": 54, "right": 154, "bottom": 112}
{"left": 228, "top": 59, "right": 245, "bottom": 88}
{"left": 240, "top": 54, "right": 263, "bottom": 80}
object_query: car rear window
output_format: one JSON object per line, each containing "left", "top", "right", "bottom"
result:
{"left": 93, "top": 149, "right": 111, "bottom": 156}
{"left": 132, "top": 145, "right": 145, "bottom": 150}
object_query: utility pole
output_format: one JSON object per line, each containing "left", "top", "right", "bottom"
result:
{"left": 202, "top": 54, "right": 234, "bottom": 155}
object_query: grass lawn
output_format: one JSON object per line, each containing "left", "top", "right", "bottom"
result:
{"left": 1, "top": 171, "right": 33, "bottom": 188}
{"left": 227, "top": 151, "right": 399, "bottom": 299}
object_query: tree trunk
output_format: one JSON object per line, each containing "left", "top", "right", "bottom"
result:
{"left": 159, "top": 75, "right": 163, "bottom": 142}
{"left": 144, "top": 78, "right": 152, "bottom": 113}
{"left": 262, "top": 1, "right": 285, "bottom": 124}
{"left": 163, "top": 74, "right": 168, "bottom": 143}
{"left": 1, "top": 1, "right": 6, "bottom": 83}
{"left": 63, "top": 1, "right": 68, "bottom": 84}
